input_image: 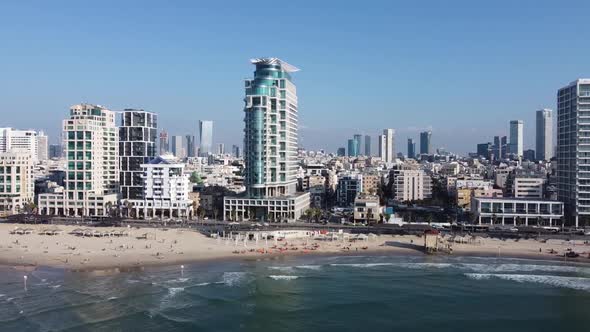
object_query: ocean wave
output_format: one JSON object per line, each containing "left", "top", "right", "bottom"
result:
{"left": 268, "top": 275, "right": 300, "bottom": 280}
{"left": 465, "top": 273, "right": 590, "bottom": 292}
{"left": 295, "top": 265, "right": 322, "bottom": 270}
{"left": 268, "top": 266, "right": 294, "bottom": 272}
{"left": 195, "top": 282, "right": 211, "bottom": 287}
{"left": 166, "top": 277, "right": 189, "bottom": 284}
{"left": 107, "top": 296, "right": 118, "bottom": 301}
{"left": 50, "top": 285, "right": 61, "bottom": 289}
{"left": 167, "top": 287, "right": 184, "bottom": 296}
{"left": 222, "top": 272, "right": 248, "bottom": 287}
{"left": 460, "top": 263, "right": 590, "bottom": 274}
{"left": 330, "top": 263, "right": 395, "bottom": 268}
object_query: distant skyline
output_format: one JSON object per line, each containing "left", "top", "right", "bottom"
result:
{"left": 1, "top": 1, "right": 589, "bottom": 154}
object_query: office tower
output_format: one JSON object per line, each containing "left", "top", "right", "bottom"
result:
{"left": 184, "top": 135, "right": 196, "bottom": 157}
{"left": 37, "top": 131, "right": 48, "bottom": 161}
{"left": 159, "top": 131, "right": 169, "bottom": 155}
{"left": 0, "top": 127, "right": 40, "bottom": 161}
{"left": 407, "top": 138, "right": 416, "bottom": 159}
{"left": 0, "top": 152, "right": 34, "bottom": 215}
{"left": 501, "top": 136, "right": 508, "bottom": 158}
{"left": 477, "top": 142, "right": 492, "bottom": 159}
{"left": 61, "top": 104, "right": 118, "bottom": 216}
{"left": 170, "top": 135, "right": 185, "bottom": 159}
{"left": 49, "top": 144, "right": 63, "bottom": 159}
{"left": 420, "top": 131, "right": 432, "bottom": 155}
{"left": 199, "top": 120, "right": 213, "bottom": 156}
{"left": 492, "top": 136, "right": 502, "bottom": 160}
{"left": 347, "top": 139, "right": 357, "bottom": 157}
{"left": 536, "top": 109, "right": 553, "bottom": 161}
{"left": 379, "top": 129, "right": 395, "bottom": 163}
{"left": 224, "top": 58, "right": 309, "bottom": 222}
{"left": 337, "top": 147, "right": 346, "bottom": 156}
{"left": 523, "top": 149, "right": 535, "bottom": 161}
{"left": 119, "top": 109, "right": 157, "bottom": 200}
{"left": 557, "top": 79, "right": 590, "bottom": 226}
{"left": 364, "top": 135, "right": 371, "bottom": 156}
{"left": 218, "top": 143, "right": 225, "bottom": 155}
{"left": 353, "top": 134, "right": 362, "bottom": 156}
{"left": 509, "top": 120, "right": 524, "bottom": 157}
{"left": 232, "top": 144, "right": 241, "bottom": 158}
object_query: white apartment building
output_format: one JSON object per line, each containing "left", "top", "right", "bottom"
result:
{"left": 393, "top": 169, "right": 432, "bottom": 202}
{"left": 513, "top": 177, "right": 545, "bottom": 199}
{"left": 39, "top": 104, "right": 119, "bottom": 217}
{"left": 0, "top": 127, "right": 40, "bottom": 162}
{"left": 128, "top": 154, "right": 193, "bottom": 218}
{"left": 378, "top": 129, "right": 395, "bottom": 163}
{"left": 471, "top": 197, "right": 563, "bottom": 226}
{"left": 0, "top": 152, "right": 34, "bottom": 216}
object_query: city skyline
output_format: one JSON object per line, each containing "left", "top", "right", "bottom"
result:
{"left": 1, "top": 2, "right": 587, "bottom": 154}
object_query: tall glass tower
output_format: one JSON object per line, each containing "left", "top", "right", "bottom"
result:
{"left": 225, "top": 58, "right": 309, "bottom": 222}
{"left": 199, "top": 120, "right": 213, "bottom": 156}
{"left": 119, "top": 109, "right": 157, "bottom": 200}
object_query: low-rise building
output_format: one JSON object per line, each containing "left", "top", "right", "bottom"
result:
{"left": 353, "top": 194, "right": 381, "bottom": 223}
{"left": 513, "top": 177, "right": 545, "bottom": 199}
{"left": 471, "top": 197, "right": 563, "bottom": 226}
{"left": 392, "top": 169, "right": 432, "bottom": 202}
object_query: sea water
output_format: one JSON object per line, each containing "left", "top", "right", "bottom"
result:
{"left": 1, "top": 255, "right": 590, "bottom": 331}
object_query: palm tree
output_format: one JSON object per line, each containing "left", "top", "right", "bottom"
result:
{"left": 312, "top": 208, "right": 322, "bottom": 223}
{"left": 197, "top": 207, "right": 206, "bottom": 224}
{"left": 105, "top": 202, "right": 113, "bottom": 218}
{"left": 304, "top": 209, "right": 314, "bottom": 223}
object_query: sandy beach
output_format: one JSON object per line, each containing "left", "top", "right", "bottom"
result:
{"left": 1, "top": 223, "right": 590, "bottom": 270}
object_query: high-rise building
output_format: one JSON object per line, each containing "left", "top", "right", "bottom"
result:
{"left": 170, "top": 135, "right": 185, "bottom": 159}
{"left": 119, "top": 109, "right": 157, "bottom": 200}
{"left": 353, "top": 134, "right": 362, "bottom": 156}
{"left": 0, "top": 127, "right": 40, "bottom": 162}
{"left": 364, "top": 135, "right": 371, "bottom": 156}
{"left": 159, "top": 131, "right": 169, "bottom": 155}
{"left": 232, "top": 144, "right": 241, "bottom": 158}
{"left": 477, "top": 142, "right": 492, "bottom": 159}
{"left": 224, "top": 58, "right": 309, "bottom": 222}
{"left": 49, "top": 144, "right": 63, "bottom": 159}
{"left": 557, "top": 79, "right": 590, "bottom": 226}
{"left": 218, "top": 143, "right": 225, "bottom": 155}
{"left": 501, "top": 136, "right": 508, "bottom": 158}
{"left": 199, "top": 120, "right": 213, "bottom": 156}
{"left": 379, "top": 129, "right": 395, "bottom": 163}
{"left": 37, "top": 131, "right": 48, "bottom": 161}
{"left": 0, "top": 152, "right": 34, "bottom": 216}
{"left": 492, "top": 136, "right": 502, "bottom": 160}
{"left": 523, "top": 149, "right": 535, "bottom": 161}
{"left": 407, "top": 138, "right": 416, "bottom": 159}
{"left": 420, "top": 131, "right": 432, "bottom": 155}
{"left": 347, "top": 138, "right": 358, "bottom": 157}
{"left": 536, "top": 109, "right": 553, "bottom": 161}
{"left": 39, "top": 104, "right": 119, "bottom": 217}
{"left": 509, "top": 120, "right": 524, "bottom": 157}
{"left": 337, "top": 147, "right": 346, "bottom": 156}
{"left": 185, "top": 135, "right": 196, "bottom": 157}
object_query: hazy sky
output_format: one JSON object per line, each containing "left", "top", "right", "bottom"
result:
{"left": 1, "top": 0, "right": 589, "bottom": 154}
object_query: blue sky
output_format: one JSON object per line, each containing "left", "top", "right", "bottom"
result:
{"left": 1, "top": 0, "right": 589, "bottom": 154}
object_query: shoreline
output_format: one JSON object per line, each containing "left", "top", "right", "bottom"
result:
{"left": 2, "top": 223, "right": 590, "bottom": 273}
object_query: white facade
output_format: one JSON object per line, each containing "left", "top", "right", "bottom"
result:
{"left": 471, "top": 197, "right": 563, "bottom": 226}
{"left": 0, "top": 152, "right": 34, "bottom": 216}
{"left": 513, "top": 177, "right": 545, "bottom": 199}
{"left": 0, "top": 128, "right": 40, "bottom": 162}
{"left": 536, "top": 109, "right": 553, "bottom": 161}
{"left": 509, "top": 120, "right": 524, "bottom": 157}
{"left": 393, "top": 169, "right": 432, "bottom": 202}
{"left": 37, "top": 131, "right": 48, "bottom": 161}
{"left": 128, "top": 154, "right": 193, "bottom": 218}
{"left": 379, "top": 129, "right": 395, "bottom": 163}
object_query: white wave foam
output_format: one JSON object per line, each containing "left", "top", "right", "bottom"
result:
{"left": 465, "top": 273, "right": 590, "bottom": 292}
{"left": 166, "top": 277, "right": 189, "bottom": 284}
{"left": 50, "top": 285, "right": 61, "bottom": 289}
{"left": 127, "top": 279, "right": 141, "bottom": 284}
{"left": 222, "top": 272, "right": 247, "bottom": 287}
{"left": 195, "top": 282, "right": 211, "bottom": 287}
{"left": 459, "top": 263, "right": 590, "bottom": 274}
{"left": 295, "top": 265, "right": 322, "bottom": 270}
{"left": 0, "top": 294, "right": 5, "bottom": 297}
{"left": 6, "top": 297, "right": 13, "bottom": 302}
{"left": 167, "top": 287, "right": 184, "bottom": 296}
{"left": 330, "top": 263, "right": 395, "bottom": 268}
{"left": 268, "top": 275, "right": 299, "bottom": 280}
{"left": 268, "top": 266, "right": 295, "bottom": 272}
{"left": 107, "top": 296, "right": 118, "bottom": 301}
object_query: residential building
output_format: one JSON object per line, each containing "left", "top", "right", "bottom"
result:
{"left": 536, "top": 109, "right": 553, "bottom": 161}
{"left": 119, "top": 109, "right": 157, "bottom": 200}
{"left": 0, "top": 152, "right": 34, "bottom": 216}
{"left": 361, "top": 174, "right": 380, "bottom": 195}
{"left": 199, "top": 120, "right": 213, "bottom": 156}
{"left": 392, "top": 169, "right": 432, "bottom": 202}
{"left": 0, "top": 127, "right": 40, "bottom": 162}
{"left": 128, "top": 154, "right": 193, "bottom": 218}
{"left": 513, "top": 177, "right": 545, "bottom": 199}
{"left": 39, "top": 104, "right": 118, "bottom": 217}
{"left": 471, "top": 197, "right": 563, "bottom": 226}
{"left": 337, "top": 175, "right": 362, "bottom": 207}
{"left": 557, "top": 79, "right": 590, "bottom": 226}
{"left": 419, "top": 131, "right": 432, "bottom": 155}
{"left": 407, "top": 138, "right": 416, "bottom": 159}
{"left": 223, "top": 58, "right": 310, "bottom": 222}
{"left": 509, "top": 120, "right": 524, "bottom": 157}
{"left": 353, "top": 194, "right": 380, "bottom": 223}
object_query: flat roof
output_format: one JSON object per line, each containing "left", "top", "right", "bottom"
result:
{"left": 473, "top": 197, "right": 562, "bottom": 203}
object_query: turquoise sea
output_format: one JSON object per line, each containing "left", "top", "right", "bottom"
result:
{"left": 1, "top": 255, "right": 590, "bottom": 331}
